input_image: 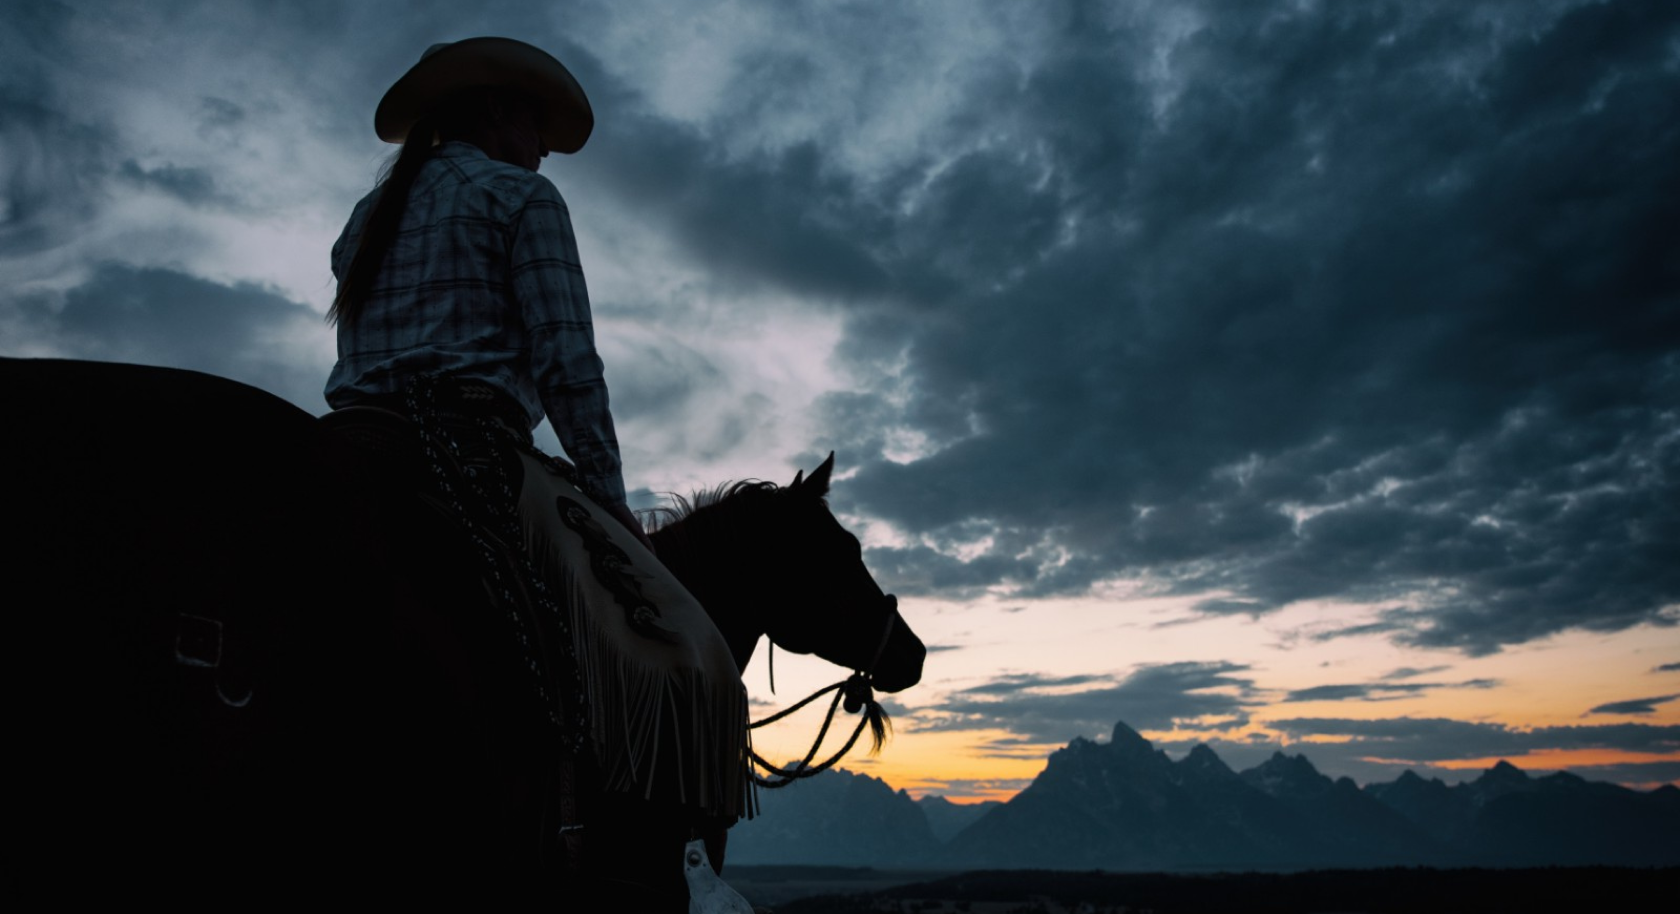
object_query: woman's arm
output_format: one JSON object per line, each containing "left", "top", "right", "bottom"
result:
{"left": 509, "top": 177, "right": 649, "bottom": 547}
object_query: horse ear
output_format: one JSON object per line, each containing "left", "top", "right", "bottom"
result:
{"left": 800, "top": 452, "right": 835, "bottom": 497}
{"left": 791, "top": 469, "right": 805, "bottom": 487}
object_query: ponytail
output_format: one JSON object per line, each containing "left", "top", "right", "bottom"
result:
{"left": 328, "top": 117, "right": 438, "bottom": 326}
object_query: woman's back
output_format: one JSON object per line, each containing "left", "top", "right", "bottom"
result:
{"left": 326, "top": 138, "right": 621, "bottom": 503}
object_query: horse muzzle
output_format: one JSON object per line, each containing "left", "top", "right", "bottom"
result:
{"left": 868, "top": 596, "right": 925, "bottom": 693}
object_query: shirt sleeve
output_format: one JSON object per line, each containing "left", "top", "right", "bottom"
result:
{"left": 508, "top": 177, "right": 628, "bottom": 507}
{"left": 329, "top": 196, "right": 365, "bottom": 284}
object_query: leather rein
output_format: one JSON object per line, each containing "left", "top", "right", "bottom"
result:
{"left": 746, "top": 599, "right": 899, "bottom": 788}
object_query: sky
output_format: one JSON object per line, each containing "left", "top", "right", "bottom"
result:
{"left": 3, "top": 0, "right": 1676, "bottom": 802}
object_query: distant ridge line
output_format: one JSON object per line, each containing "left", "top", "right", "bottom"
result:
{"left": 729, "top": 719, "right": 1680, "bottom": 869}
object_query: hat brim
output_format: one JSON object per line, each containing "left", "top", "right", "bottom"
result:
{"left": 375, "top": 37, "right": 593, "bottom": 154}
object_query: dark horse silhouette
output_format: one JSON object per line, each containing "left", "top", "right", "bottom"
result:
{"left": 3, "top": 357, "right": 923, "bottom": 903}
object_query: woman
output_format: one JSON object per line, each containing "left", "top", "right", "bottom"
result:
{"left": 325, "top": 37, "right": 643, "bottom": 543}
{"left": 324, "top": 38, "right": 748, "bottom": 898}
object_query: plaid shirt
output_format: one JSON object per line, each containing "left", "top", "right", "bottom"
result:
{"left": 325, "top": 142, "right": 625, "bottom": 505}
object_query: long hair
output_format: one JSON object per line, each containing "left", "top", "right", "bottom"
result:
{"left": 328, "top": 118, "right": 436, "bottom": 327}
{"left": 329, "top": 88, "right": 534, "bottom": 326}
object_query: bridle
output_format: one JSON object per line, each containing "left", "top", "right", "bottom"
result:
{"left": 746, "top": 597, "right": 900, "bottom": 788}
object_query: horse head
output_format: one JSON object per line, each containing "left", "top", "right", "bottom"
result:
{"left": 762, "top": 453, "right": 925, "bottom": 694}
{"left": 648, "top": 453, "right": 926, "bottom": 695}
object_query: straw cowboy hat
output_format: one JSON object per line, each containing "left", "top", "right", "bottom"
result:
{"left": 375, "top": 37, "right": 594, "bottom": 153}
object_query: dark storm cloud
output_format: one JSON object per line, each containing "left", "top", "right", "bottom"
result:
{"left": 593, "top": 0, "right": 1680, "bottom": 655}
{"left": 1381, "top": 666, "right": 1451, "bottom": 680}
{"left": 6, "top": 263, "right": 332, "bottom": 410}
{"left": 861, "top": 543, "right": 1039, "bottom": 598}
{"left": 569, "top": 111, "right": 897, "bottom": 304}
{"left": 1586, "top": 694, "right": 1680, "bottom": 716}
{"left": 916, "top": 661, "right": 1259, "bottom": 741}
{"left": 0, "top": 91, "right": 111, "bottom": 255}
{"left": 0, "top": 2, "right": 359, "bottom": 268}
{"left": 958, "top": 672, "right": 1109, "bottom": 696}
{"left": 1656, "top": 662, "right": 1680, "bottom": 673}
{"left": 117, "top": 160, "right": 226, "bottom": 207}
{"left": 1282, "top": 677, "right": 1499, "bottom": 703}
{"left": 196, "top": 97, "right": 246, "bottom": 132}
{"left": 1, "top": 4, "right": 218, "bottom": 242}
{"left": 973, "top": 735, "right": 1064, "bottom": 761}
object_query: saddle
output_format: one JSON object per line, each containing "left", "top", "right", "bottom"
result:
{"left": 318, "top": 403, "right": 429, "bottom": 477}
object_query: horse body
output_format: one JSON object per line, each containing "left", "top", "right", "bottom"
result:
{"left": 2, "top": 357, "right": 922, "bottom": 901}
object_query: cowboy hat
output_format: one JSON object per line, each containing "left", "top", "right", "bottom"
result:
{"left": 375, "top": 37, "right": 593, "bottom": 153}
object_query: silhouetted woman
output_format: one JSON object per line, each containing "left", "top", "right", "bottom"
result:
{"left": 324, "top": 38, "right": 745, "bottom": 906}
{"left": 326, "top": 37, "right": 642, "bottom": 541}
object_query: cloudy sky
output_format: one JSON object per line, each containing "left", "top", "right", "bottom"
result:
{"left": 4, "top": 0, "right": 1676, "bottom": 799}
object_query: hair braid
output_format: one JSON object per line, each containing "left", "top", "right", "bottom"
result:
{"left": 328, "top": 116, "right": 438, "bottom": 326}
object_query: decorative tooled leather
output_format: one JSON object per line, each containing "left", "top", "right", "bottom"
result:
{"left": 554, "top": 495, "right": 679, "bottom": 644}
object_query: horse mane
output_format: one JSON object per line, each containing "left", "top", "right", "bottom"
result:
{"left": 641, "top": 480, "right": 781, "bottom": 534}
{"left": 640, "top": 474, "right": 893, "bottom": 755}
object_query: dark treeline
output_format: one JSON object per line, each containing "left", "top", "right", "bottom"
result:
{"left": 776, "top": 866, "right": 1680, "bottom": 913}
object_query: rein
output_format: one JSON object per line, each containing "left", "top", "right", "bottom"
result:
{"left": 746, "top": 605, "right": 897, "bottom": 789}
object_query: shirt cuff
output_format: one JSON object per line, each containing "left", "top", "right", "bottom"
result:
{"left": 582, "top": 472, "right": 627, "bottom": 509}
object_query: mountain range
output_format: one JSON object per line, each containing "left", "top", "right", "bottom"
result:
{"left": 727, "top": 721, "right": 1679, "bottom": 870}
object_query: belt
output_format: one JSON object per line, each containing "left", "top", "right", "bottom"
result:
{"left": 356, "top": 378, "right": 533, "bottom": 446}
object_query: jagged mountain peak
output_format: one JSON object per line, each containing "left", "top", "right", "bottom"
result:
{"left": 1109, "top": 720, "right": 1155, "bottom": 755}
{"left": 1471, "top": 760, "right": 1533, "bottom": 791}
{"left": 1252, "top": 751, "right": 1324, "bottom": 779}
{"left": 1485, "top": 760, "right": 1528, "bottom": 779}
{"left": 1242, "top": 751, "right": 1331, "bottom": 799}
{"left": 727, "top": 765, "right": 938, "bottom": 866}
{"left": 1041, "top": 725, "right": 1171, "bottom": 783}
{"left": 1367, "top": 768, "right": 1451, "bottom": 797}
{"left": 1185, "top": 743, "right": 1223, "bottom": 764}
{"left": 1178, "top": 743, "right": 1239, "bottom": 780}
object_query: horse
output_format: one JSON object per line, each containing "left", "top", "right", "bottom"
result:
{"left": 1, "top": 357, "right": 924, "bottom": 904}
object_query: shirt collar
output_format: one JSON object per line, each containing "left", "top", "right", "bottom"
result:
{"left": 435, "top": 140, "right": 490, "bottom": 160}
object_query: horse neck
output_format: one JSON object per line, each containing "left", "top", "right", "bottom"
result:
{"left": 651, "top": 509, "right": 767, "bottom": 673}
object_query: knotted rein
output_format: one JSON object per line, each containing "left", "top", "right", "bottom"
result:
{"left": 746, "top": 601, "right": 898, "bottom": 788}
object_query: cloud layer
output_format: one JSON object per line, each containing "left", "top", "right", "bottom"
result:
{"left": 776, "top": 0, "right": 1680, "bottom": 656}
{"left": 2, "top": 1, "right": 1674, "bottom": 789}
{"left": 6, "top": 3, "right": 1673, "bottom": 658}
{"left": 918, "top": 661, "right": 1259, "bottom": 742}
